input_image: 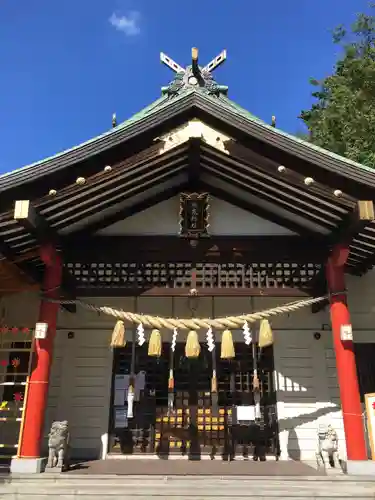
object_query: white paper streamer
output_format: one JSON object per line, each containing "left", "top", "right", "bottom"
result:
{"left": 206, "top": 327, "right": 215, "bottom": 352}
{"left": 243, "top": 321, "right": 252, "bottom": 345}
{"left": 171, "top": 328, "right": 178, "bottom": 352}
{"left": 137, "top": 323, "right": 145, "bottom": 346}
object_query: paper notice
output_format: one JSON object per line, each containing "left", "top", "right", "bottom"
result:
{"left": 114, "top": 407, "right": 128, "bottom": 428}
{"left": 236, "top": 405, "right": 255, "bottom": 422}
{"left": 115, "top": 374, "right": 130, "bottom": 391}
{"left": 114, "top": 389, "right": 126, "bottom": 406}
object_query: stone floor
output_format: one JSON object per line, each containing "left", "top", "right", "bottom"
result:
{"left": 65, "top": 458, "right": 325, "bottom": 476}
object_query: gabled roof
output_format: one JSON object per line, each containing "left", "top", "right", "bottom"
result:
{"left": 1, "top": 81, "right": 375, "bottom": 196}
{"left": 1, "top": 48, "right": 375, "bottom": 297}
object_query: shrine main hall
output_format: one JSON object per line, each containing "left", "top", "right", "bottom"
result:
{"left": 1, "top": 48, "right": 375, "bottom": 476}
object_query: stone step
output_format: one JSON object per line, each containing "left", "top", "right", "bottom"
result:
{"left": 1, "top": 476, "right": 375, "bottom": 499}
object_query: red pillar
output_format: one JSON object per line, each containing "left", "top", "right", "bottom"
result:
{"left": 326, "top": 245, "right": 367, "bottom": 461}
{"left": 19, "top": 244, "right": 62, "bottom": 458}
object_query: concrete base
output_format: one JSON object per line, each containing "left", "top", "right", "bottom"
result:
{"left": 10, "top": 457, "right": 47, "bottom": 474}
{"left": 346, "top": 459, "right": 375, "bottom": 475}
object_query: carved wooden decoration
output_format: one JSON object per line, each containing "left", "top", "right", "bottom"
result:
{"left": 179, "top": 192, "right": 210, "bottom": 239}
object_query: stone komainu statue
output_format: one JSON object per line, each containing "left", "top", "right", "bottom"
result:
{"left": 46, "top": 420, "right": 70, "bottom": 470}
{"left": 315, "top": 423, "right": 341, "bottom": 469}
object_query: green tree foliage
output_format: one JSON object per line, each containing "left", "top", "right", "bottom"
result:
{"left": 300, "top": 5, "right": 375, "bottom": 167}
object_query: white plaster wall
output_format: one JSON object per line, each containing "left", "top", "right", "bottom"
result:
{"left": 97, "top": 196, "right": 295, "bottom": 236}
{"left": 347, "top": 270, "right": 375, "bottom": 334}
{"left": 252, "top": 297, "right": 345, "bottom": 461}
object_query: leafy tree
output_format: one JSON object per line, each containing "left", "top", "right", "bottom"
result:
{"left": 300, "top": 5, "right": 375, "bottom": 167}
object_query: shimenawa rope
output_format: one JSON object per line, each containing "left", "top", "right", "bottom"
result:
{"left": 43, "top": 294, "right": 330, "bottom": 330}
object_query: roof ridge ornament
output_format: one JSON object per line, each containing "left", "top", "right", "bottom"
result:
{"left": 160, "top": 47, "right": 228, "bottom": 97}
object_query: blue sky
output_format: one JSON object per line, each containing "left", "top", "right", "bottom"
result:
{"left": 0, "top": 0, "right": 370, "bottom": 174}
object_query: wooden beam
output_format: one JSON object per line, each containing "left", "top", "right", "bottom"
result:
{"left": 62, "top": 235, "right": 327, "bottom": 264}
{"left": 14, "top": 200, "right": 60, "bottom": 246}
{"left": 187, "top": 137, "right": 201, "bottom": 188}
{"left": 69, "top": 183, "right": 186, "bottom": 238}
{"left": 224, "top": 140, "right": 356, "bottom": 207}
{"left": 0, "top": 238, "right": 43, "bottom": 286}
{"left": 308, "top": 201, "right": 375, "bottom": 312}
{"left": 74, "top": 286, "right": 310, "bottom": 298}
{"left": 328, "top": 201, "right": 375, "bottom": 249}
{"left": 201, "top": 183, "right": 322, "bottom": 237}
{"left": 0, "top": 257, "right": 40, "bottom": 294}
{"left": 13, "top": 199, "right": 77, "bottom": 312}
{"left": 202, "top": 157, "right": 337, "bottom": 232}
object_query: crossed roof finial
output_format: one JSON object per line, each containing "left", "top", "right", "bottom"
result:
{"left": 160, "top": 48, "right": 227, "bottom": 96}
{"left": 160, "top": 47, "right": 227, "bottom": 76}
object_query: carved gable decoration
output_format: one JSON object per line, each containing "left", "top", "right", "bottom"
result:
{"left": 179, "top": 193, "right": 210, "bottom": 239}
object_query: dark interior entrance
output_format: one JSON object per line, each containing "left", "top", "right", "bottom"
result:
{"left": 109, "top": 341, "right": 278, "bottom": 459}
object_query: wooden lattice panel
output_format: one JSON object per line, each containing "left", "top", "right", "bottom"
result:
{"left": 66, "top": 261, "right": 321, "bottom": 290}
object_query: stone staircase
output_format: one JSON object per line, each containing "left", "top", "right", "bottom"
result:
{"left": 1, "top": 475, "right": 375, "bottom": 499}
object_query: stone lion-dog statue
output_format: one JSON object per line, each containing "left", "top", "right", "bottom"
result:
{"left": 46, "top": 420, "right": 70, "bottom": 471}
{"left": 315, "top": 423, "right": 341, "bottom": 469}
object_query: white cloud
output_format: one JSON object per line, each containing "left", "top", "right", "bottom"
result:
{"left": 109, "top": 11, "right": 141, "bottom": 36}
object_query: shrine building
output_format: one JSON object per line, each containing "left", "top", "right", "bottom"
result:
{"left": 1, "top": 48, "right": 375, "bottom": 475}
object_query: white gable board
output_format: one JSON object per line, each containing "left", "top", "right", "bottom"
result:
{"left": 97, "top": 196, "right": 296, "bottom": 236}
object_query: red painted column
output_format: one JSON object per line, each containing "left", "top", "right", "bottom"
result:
{"left": 19, "top": 244, "right": 62, "bottom": 458}
{"left": 326, "top": 245, "right": 367, "bottom": 461}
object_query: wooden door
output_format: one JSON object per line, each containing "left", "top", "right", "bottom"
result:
{"left": 155, "top": 343, "right": 213, "bottom": 456}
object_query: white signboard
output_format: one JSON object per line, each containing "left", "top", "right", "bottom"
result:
{"left": 114, "top": 406, "right": 128, "bottom": 429}
{"left": 340, "top": 324, "right": 353, "bottom": 341}
{"left": 34, "top": 322, "right": 48, "bottom": 339}
{"left": 114, "top": 389, "right": 126, "bottom": 406}
{"left": 115, "top": 374, "right": 129, "bottom": 390}
{"left": 236, "top": 405, "right": 255, "bottom": 422}
{"left": 365, "top": 393, "right": 375, "bottom": 460}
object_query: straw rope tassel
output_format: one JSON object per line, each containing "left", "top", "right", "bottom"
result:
{"left": 221, "top": 329, "right": 235, "bottom": 359}
{"left": 185, "top": 330, "right": 200, "bottom": 358}
{"left": 258, "top": 319, "right": 274, "bottom": 348}
{"left": 111, "top": 320, "right": 126, "bottom": 347}
{"left": 148, "top": 329, "right": 162, "bottom": 357}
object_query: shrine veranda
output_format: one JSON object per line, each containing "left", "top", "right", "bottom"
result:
{"left": 1, "top": 48, "right": 375, "bottom": 473}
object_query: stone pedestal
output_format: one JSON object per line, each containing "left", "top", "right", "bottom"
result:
{"left": 10, "top": 457, "right": 47, "bottom": 474}
{"left": 347, "top": 459, "right": 375, "bottom": 475}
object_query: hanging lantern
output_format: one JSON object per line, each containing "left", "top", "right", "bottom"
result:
{"left": 110, "top": 320, "right": 126, "bottom": 348}
{"left": 220, "top": 329, "right": 235, "bottom": 359}
{"left": 185, "top": 330, "right": 201, "bottom": 358}
{"left": 148, "top": 329, "right": 162, "bottom": 357}
{"left": 258, "top": 319, "right": 274, "bottom": 348}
